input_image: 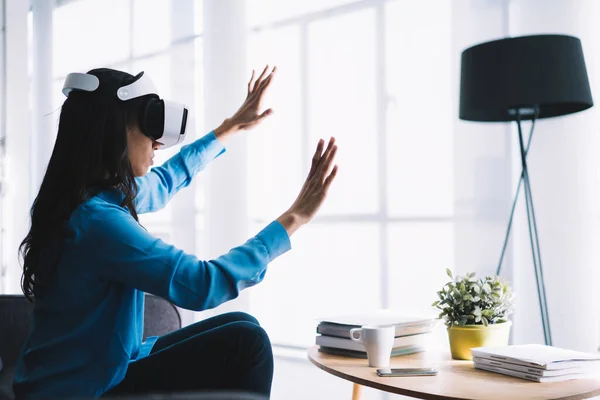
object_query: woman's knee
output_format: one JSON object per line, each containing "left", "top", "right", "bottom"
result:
{"left": 234, "top": 321, "right": 270, "bottom": 342}
{"left": 231, "top": 322, "right": 272, "bottom": 357}
{"left": 224, "top": 311, "right": 260, "bottom": 326}
{"left": 232, "top": 322, "right": 273, "bottom": 392}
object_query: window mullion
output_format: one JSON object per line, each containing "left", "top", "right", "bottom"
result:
{"left": 375, "top": 2, "right": 389, "bottom": 310}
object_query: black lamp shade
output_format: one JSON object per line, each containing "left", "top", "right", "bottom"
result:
{"left": 459, "top": 34, "right": 593, "bottom": 122}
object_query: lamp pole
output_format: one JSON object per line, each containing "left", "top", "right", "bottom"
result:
{"left": 496, "top": 107, "right": 552, "bottom": 346}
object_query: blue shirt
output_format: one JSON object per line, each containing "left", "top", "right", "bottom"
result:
{"left": 13, "top": 132, "right": 291, "bottom": 399}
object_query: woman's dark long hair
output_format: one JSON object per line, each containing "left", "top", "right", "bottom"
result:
{"left": 19, "top": 69, "right": 146, "bottom": 301}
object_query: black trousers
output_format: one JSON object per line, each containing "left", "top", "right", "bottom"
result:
{"left": 103, "top": 312, "right": 274, "bottom": 397}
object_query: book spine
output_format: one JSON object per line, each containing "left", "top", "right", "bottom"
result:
{"left": 317, "top": 324, "right": 433, "bottom": 339}
{"left": 315, "top": 332, "right": 427, "bottom": 352}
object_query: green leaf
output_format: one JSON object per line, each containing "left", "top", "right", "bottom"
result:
{"left": 482, "top": 309, "right": 494, "bottom": 318}
{"left": 435, "top": 271, "right": 515, "bottom": 326}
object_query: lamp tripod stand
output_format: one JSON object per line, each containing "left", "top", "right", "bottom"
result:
{"left": 459, "top": 34, "right": 593, "bottom": 347}
{"left": 495, "top": 107, "right": 552, "bottom": 346}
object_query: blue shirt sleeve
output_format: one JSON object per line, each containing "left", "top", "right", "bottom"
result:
{"left": 78, "top": 203, "right": 291, "bottom": 311}
{"left": 134, "top": 131, "right": 226, "bottom": 214}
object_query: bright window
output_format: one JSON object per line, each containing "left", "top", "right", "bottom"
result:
{"left": 246, "top": 0, "right": 455, "bottom": 347}
{"left": 385, "top": 0, "right": 453, "bottom": 217}
{"left": 53, "top": 0, "right": 131, "bottom": 78}
{"left": 307, "top": 9, "right": 378, "bottom": 215}
{"left": 132, "top": 0, "right": 172, "bottom": 57}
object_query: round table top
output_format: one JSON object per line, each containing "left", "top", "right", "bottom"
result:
{"left": 308, "top": 346, "right": 600, "bottom": 400}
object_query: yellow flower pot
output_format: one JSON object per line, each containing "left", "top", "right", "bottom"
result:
{"left": 447, "top": 321, "right": 512, "bottom": 360}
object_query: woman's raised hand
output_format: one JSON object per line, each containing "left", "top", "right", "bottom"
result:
{"left": 277, "top": 137, "right": 339, "bottom": 237}
{"left": 214, "top": 65, "right": 276, "bottom": 143}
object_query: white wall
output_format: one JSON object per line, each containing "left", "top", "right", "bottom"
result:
{"left": 508, "top": 0, "right": 600, "bottom": 352}
{"left": 451, "top": 0, "right": 600, "bottom": 353}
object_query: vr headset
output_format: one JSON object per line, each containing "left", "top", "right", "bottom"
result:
{"left": 62, "top": 69, "right": 188, "bottom": 149}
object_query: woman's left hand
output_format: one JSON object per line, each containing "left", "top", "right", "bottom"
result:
{"left": 214, "top": 65, "right": 276, "bottom": 142}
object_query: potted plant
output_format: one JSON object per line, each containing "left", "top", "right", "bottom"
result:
{"left": 432, "top": 269, "right": 515, "bottom": 360}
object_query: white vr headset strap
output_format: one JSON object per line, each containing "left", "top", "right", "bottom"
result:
{"left": 117, "top": 72, "right": 158, "bottom": 101}
{"left": 62, "top": 73, "right": 100, "bottom": 97}
{"left": 162, "top": 100, "right": 188, "bottom": 148}
{"left": 63, "top": 71, "right": 159, "bottom": 100}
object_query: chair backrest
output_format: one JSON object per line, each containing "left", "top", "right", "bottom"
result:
{"left": 0, "top": 296, "right": 34, "bottom": 367}
{"left": 0, "top": 294, "right": 181, "bottom": 367}
{"left": 143, "top": 294, "right": 182, "bottom": 340}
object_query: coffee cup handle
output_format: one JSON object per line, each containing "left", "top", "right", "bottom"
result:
{"left": 349, "top": 328, "right": 363, "bottom": 343}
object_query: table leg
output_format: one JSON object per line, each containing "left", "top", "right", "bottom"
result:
{"left": 351, "top": 383, "right": 363, "bottom": 400}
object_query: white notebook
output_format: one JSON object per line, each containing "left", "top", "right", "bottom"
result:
{"left": 471, "top": 344, "right": 600, "bottom": 371}
{"left": 473, "top": 356, "right": 600, "bottom": 377}
{"left": 474, "top": 362, "right": 599, "bottom": 383}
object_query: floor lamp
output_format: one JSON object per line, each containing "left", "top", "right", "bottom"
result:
{"left": 458, "top": 34, "right": 594, "bottom": 346}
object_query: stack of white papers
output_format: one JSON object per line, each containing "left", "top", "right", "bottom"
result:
{"left": 472, "top": 344, "right": 600, "bottom": 382}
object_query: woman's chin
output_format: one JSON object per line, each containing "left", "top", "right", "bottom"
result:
{"left": 132, "top": 166, "right": 149, "bottom": 177}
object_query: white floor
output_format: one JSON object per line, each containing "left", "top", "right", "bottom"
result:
{"left": 271, "top": 349, "right": 411, "bottom": 400}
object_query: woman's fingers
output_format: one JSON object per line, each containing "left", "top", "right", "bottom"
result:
{"left": 247, "top": 70, "right": 256, "bottom": 94}
{"left": 248, "top": 108, "right": 273, "bottom": 127}
{"left": 317, "top": 138, "right": 336, "bottom": 174}
{"left": 253, "top": 65, "right": 270, "bottom": 92}
{"left": 307, "top": 139, "right": 325, "bottom": 179}
{"left": 256, "top": 66, "right": 277, "bottom": 93}
{"left": 289, "top": 138, "right": 339, "bottom": 226}
{"left": 255, "top": 71, "right": 276, "bottom": 109}
{"left": 319, "top": 145, "right": 337, "bottom": 183}
{"left": 324, "top": 145, "right": 338, "bottom": 173}
{"left": 323, "top": 165, "right": 339, "bottom": 193}
{"left": 307, "top": 137, "right": 337, "bottom": 182}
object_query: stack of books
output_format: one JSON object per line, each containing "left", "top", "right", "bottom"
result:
{"left": 315, "top": 310, "right": 437, "bottom": 358}
{"left": 472, "top": 344, "right": 600, "bottom": 382}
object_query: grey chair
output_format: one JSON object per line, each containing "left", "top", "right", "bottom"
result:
{"left": 0, "top": 294, "right": 182, "bottom": 371}
{"left": 0, "top": 295, "right": 268, "bottom": 400}
{"left": 0, "top": 294, "right": 183, "bottom": 400}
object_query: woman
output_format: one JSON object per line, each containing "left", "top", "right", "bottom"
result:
{"left": 13, "top": 66, "right": 338, "bottom": 399}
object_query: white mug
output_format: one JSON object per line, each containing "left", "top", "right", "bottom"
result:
{"left": 349, "top": 325, "right": 395, "bottom": 367}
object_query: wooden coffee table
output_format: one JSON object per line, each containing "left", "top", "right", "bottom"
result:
{"left": 308, "top": 346, "right": 600, "bottom": 400}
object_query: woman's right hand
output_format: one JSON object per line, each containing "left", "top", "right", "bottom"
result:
{"left": 277, "top": 137, "right": 338, "bottom": 237}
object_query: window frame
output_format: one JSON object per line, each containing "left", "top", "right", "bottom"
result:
{"left": 247, "top": 0, "right": 454, "bottom": 349}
